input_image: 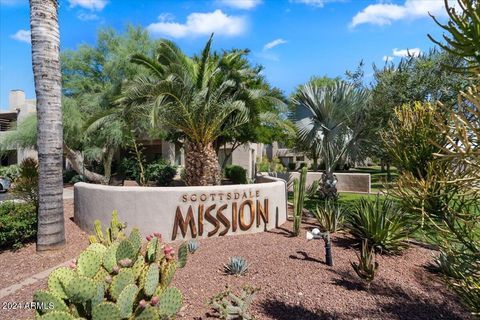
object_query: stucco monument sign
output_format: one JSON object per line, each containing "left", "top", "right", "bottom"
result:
{"left": 74, "top": 180, "right": 287, "bottom": 242}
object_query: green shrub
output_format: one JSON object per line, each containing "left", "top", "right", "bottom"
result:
{"left": 145, "top": 160, "right": 177, "bottom": 186}
{"left": 0, "top": 201, "right": 37, "bottom": 249}
{"left": 225, "top": 165, "right": 247, "bottom": 184}
{"left": 256, "top": 157, "right": 286, "bottom": 173}
{"left": 12, "top": 157, "right": 39, "bottom": 208}
{"left": 347, "top": 196, "right": 411, "bottom": 254}
{"left": 257, "top": 158, "right": 270, "bottom": 172}
{"left": 119, "top": 158, "right": 141, "bottom": 181}
{"left": 0, "top": 164, "right": 20, "bottom": 181}
{"left": 70, "top": 174, "right": 86, "bottom": 184}
{"left": 313, "top": 201, "right": 345, "bottom": 233}
{"left": 63, "top": 169, "right": 77, "bottom": 183}
{"left": 33, "top": 211, "right": 188, "bottom": 319}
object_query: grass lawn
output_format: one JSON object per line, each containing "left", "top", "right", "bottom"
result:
{"left": 289, "top": 192, "right": 379, "bottom": 212}
{"left": 288, "top": 165, "right": 397, "bottom": 211}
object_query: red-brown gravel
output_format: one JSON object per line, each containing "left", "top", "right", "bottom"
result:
{"left": 0, "top": 209, "right": 472, "bottom": 320}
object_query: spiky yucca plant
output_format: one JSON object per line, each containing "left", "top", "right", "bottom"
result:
{"left": 33, "top": 212, "right": 189, "bottom": 320}
{"left": 313, "top": 201, "right": 345, "bottom": 233}
{"left": 347, "top": 196, "right": 411, "bottom": 254}
{"left": 351, "top": 240, "right": 379, "bottom": 289}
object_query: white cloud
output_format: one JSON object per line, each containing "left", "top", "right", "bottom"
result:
{"left": 393, "top": 48, "right": 421, "bottom": 57}
{"left": 68, "top": 0, "right": 107, "bottom": 11}
{"left": 218, "top": 0, "right": 262, "bottom": 9}
{"left": 157, "top": 13, "right": 175, "bottom": 23}
{"left": 383, "top": 55, "right": 394, "bottom": 62}
{"left": 11, "top": 29, "right": 30, "bottom": 43}
{"left": 289, "top": 0, "right": 342, "bottom": 7}
{"left": 77, "top": 12, "right": 99, "bottom": 21}
{"left": 146, "top": 10, "right": 246, "bottom": 38}
{"left": 350, "top": 0, "right": 451, "bottom": 28}
{"left": 263, "top": 38, "right": 287, "bottom": 50}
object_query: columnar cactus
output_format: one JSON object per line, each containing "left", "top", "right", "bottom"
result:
{"left": 34, "top": 211, "right": 188, "bottom": 320}
{"left": 292, "top": 166, "right": 308, "bottom": 236}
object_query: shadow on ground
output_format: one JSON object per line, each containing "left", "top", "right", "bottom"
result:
{"left": 289, "top": 250, "right": 325, "bottom": 264}
{"left": 260, "top": 299, "right": 338, "bottom": 320}
{"left": 326, "top": 269, "right": 469, "bottom": 320}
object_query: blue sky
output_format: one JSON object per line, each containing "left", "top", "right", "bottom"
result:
{"left": 0, "top": 0, "right": 452, "bottom": 110}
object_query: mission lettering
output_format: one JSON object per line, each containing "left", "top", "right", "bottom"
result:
{"left": 172, "top": 190, "right": 269, "bottom": 240}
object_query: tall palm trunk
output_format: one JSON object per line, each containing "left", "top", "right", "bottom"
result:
{"left": 184, "top": 140, "right": 220, "bottom": 186}
{"left": 30, "top": 0, "right": 65, "bottom": 251}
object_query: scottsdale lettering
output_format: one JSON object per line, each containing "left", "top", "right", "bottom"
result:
{"left": 172, "top": 190, "right": 269, "bottom": 240}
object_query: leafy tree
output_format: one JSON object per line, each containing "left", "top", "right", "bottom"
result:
{"left": 1, "top": 27, "right": 157, "bottom": 184}
{"left": 367, "top": 49, "right": 469, "bottom": 175}
{"left": 62, "top": 26, "right": 157, "bottom": 183}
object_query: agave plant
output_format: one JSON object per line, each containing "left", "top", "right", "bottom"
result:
{"left": 187, "top": 239, "right": 199, "bottom": 254}
{"left": 313, "top": 201, "right": 345, "bottom": 233}
{"left": 224, "top": 257, "right": 250, "bottom": 276}
{"left": 347, "top": 195, "right": 411, "bottom": 254}
{"left": 351, "top": 240, "right": 379, "bottom": 289}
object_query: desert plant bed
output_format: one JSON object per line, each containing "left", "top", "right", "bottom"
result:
{"left": 0, "top": 211, "right": 471, "bottom": 320}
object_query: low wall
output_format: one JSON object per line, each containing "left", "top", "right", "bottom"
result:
{"left": 74, "top": 181, "right": 287, "bottom": 242}
{"left": 260, "top": 171, "right": 371, "bottom": 194}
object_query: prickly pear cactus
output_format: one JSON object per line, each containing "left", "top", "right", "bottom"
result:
{"left": 158, "top": 287, "right": 183, "bottom": 317}
{"left": 33, "top": 211, "right": 188, "bottom": 319}
{"left": 89, "top": 210, "right": 126, "bottom": 245}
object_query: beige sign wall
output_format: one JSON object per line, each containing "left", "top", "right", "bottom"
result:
{"left": 74, "top": 181, "right": 287, "bottom": 242}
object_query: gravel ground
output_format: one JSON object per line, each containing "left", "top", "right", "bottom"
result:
{"left": 0, "top": 200, "right": 89, "bottom": 291}
{"left": 0, "top": 206, "right": 471, "bottom": 320}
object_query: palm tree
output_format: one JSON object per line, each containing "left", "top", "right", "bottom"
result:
{"left": 121, "top": 35, "right": 256, "bottom": 186}
{"left": 292, "top": 81, "right": 369, "bottom": 198}
{"left": 30, "top": 0, "right": 65, "bottom": 250}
